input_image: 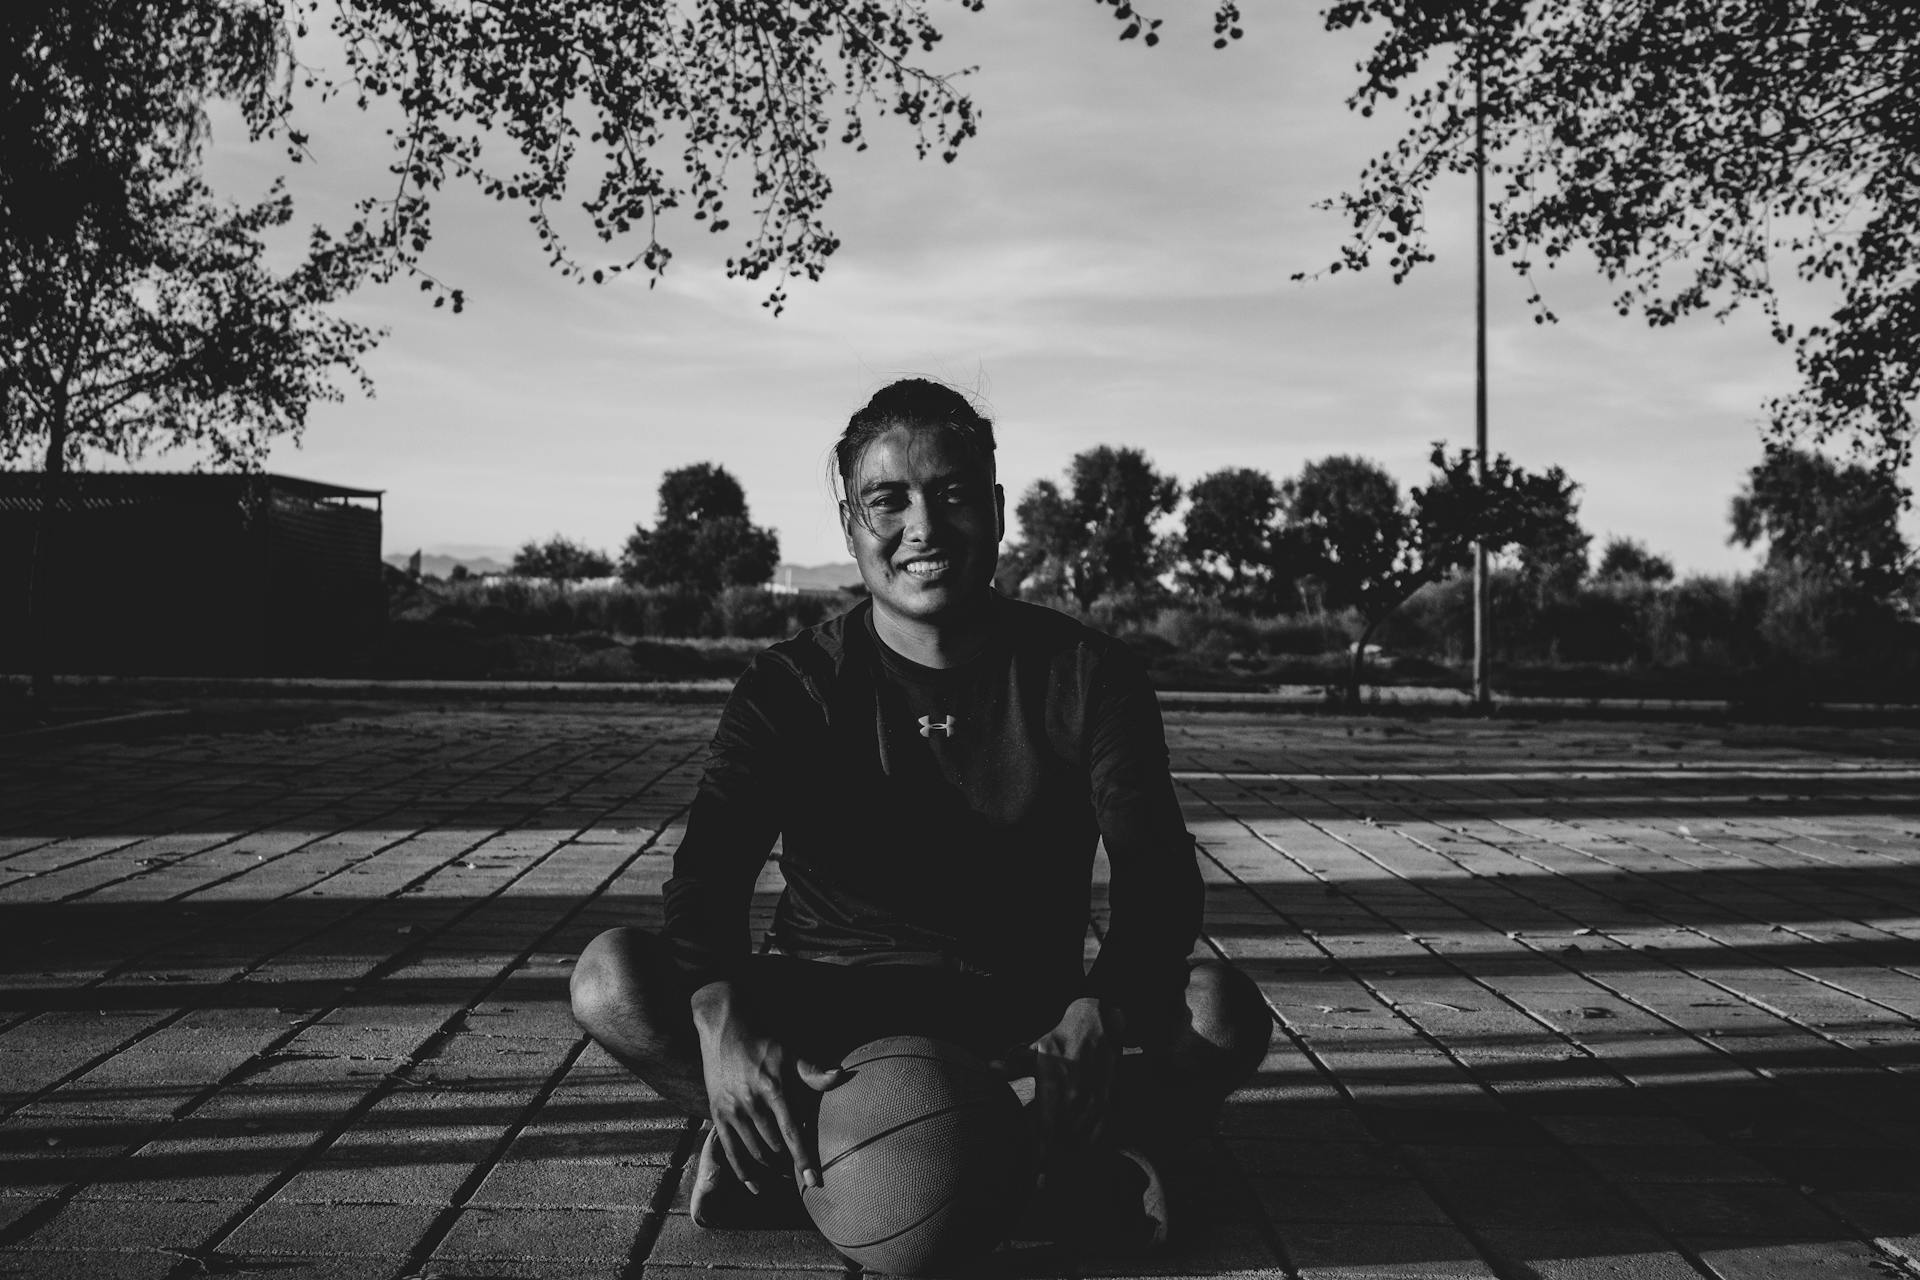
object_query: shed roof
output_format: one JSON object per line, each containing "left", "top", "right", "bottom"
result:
{"left": 0, "top": 471, "right": 383, "bottom": 512}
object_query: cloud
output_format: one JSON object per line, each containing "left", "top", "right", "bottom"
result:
{"left": 162, "top": 4, "right": 1878, "bottom": 576}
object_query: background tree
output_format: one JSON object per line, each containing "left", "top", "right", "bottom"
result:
{"left": 1730, "top": 448, "right": 1913, "bottom": 599}
{"left": 1285, "top": 447, "right": 1583, "bottom": 705}
{"left": 1595, "top": 537, "right": 1675, "bottom": 585}
{"left": 1, "top": 3, "right": 378, "bottom": 471}
{"left": 622, "top": 463, "right": 780, "bottom": 596}
{"left": 5, "top": 2, "right": 1241, "bottom": 715}
{"left": 7, "top": 0, "right": 1237, "bottom": 473}
{"left": 1307, "top": 1, "right": 1920, "bottom": 466}
{"left": 3, "top": 1, "right": 379, "bottom": 709}
{"left": 996, "top": 478, "right": 1071, "bottom": 600}
{"left": 1004, "top": 447, "right": 1180, "bottom": 609}
{"left": 1179, "top": 467, "right": 1287, "bottom": 611}
{"left": 511, "top": 536, "right": 615, "bottom": 585}
{"left": 1280, "top": 456, "right": 1406, "bottom": 613}
{"left": 1508, "top": 485, "right": 1590, "bottom": 604}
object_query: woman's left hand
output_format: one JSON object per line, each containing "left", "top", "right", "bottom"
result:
{"left": 1026, "top": 996, "right": 1124, "bottom": 1154}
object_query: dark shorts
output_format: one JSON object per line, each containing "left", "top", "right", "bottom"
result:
{"left": 723, "top": 952, "right": 1065, "bottom": 1068}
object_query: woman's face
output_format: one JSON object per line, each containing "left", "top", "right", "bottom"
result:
{"left": 839, "top": 425, "right": 1004, "bottom": 635}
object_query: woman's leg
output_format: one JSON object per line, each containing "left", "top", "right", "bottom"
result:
{"left": 1143, "top": 957, "right": 1274, "bottom": 1145}
{"left": 569, "top": 929, "right": 855, "bottom": 1228}
{"left": 571, "top": 932, "right": 1040, "bottom": 1227}
{"left": 570, "top": 932, "right": 1038, "bottom": 1104}
{"left": 569, "top": 925, "right": 712, "bottom": 1118}
{"left": 1029, "top": 960, "right": 1272, "bottom": 1250}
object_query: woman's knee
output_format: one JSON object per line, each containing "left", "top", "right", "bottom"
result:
{"left": 569, "top": 925, "right": 657, "bottom": 1036}
{"left": 1187, "top": 959, "right": 1273, "bottom": 1066}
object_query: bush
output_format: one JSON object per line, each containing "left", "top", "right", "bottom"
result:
{"left": 712, "top": 584, "right": 790, "bottom": 638}
{"left": 390, "top": 575, "right": 858, "bottom": 642}
{"left": 1257, "top": 609, "right": 1361, "bottom": 655}
{"left": 639, "top": 587, "right": 713, "bottom": 638}
{"left": 1139, "top": 605, "right": 1260, "bottom": 659}
{"left": 1646, "top": 574, "right": 1767, "bottom": 669}
{"left": 1533, "top": 580, "right": 1656, "bottom": 665}
{"left": 1084, "top": 587, "right": 1178, "bottom": 633}
{"left": 1753, "top": 562, "right": 1908, "bottom": 668}
{"left": 1127, "top": 568, "right": 1920, "bottom": 701}
{"left": 379, "top": 563, "right": 1920, "bottom": 699}
{"left": 1376, "top": 580, "right": 1465, "bottom": 660}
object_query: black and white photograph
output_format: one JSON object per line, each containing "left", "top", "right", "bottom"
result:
{"left": 4, "top": 3, "right": 1919, "bottom": 1277}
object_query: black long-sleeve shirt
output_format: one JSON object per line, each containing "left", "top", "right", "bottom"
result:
{"left": 661, "top": 595, "right": 1202, "bottom": 1035}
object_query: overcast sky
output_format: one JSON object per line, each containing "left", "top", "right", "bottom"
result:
{"left": 196, "top": 4, "right": 1899, "bottom": 575}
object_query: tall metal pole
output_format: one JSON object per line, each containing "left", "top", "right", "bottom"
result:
{"left": 1471, "top": 28, "right": 1492, "bottom": 711}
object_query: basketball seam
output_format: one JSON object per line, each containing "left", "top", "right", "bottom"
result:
{"left": 805, "top": 1046, "right": 1016, "bottom": 1257}
{"left": 814, "top": 1094, "right": 993, "bottom": 1177}
{"left": 840, "top": 1048, "right": 978, "bottom": 1071}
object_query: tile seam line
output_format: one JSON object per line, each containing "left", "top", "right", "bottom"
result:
{"left": 193, "top": 749, "right": 701, "bottom": 1280}
{"left": 0, "top": 731, "right": 401, "bottom": 869}
{"left": 0, "top": 721, "right": 463, "bottom": 855}
{"left": 133, "top": 741, "right": 696, "bottom": 1279}
{"left": 0, "top": 736, "right": 698, "bottom": 1238}
{"left": 0, "top": 735, "right": 597, "bottom": 1068}
{"left": 1181, "top": 814, "right": 1579, "bottom": 1280}
{"left": 1183, "top": 776, "right": 1734, "bottom": 1279}
{"left": 0, "top": 730, "right": 309, "bottom": 842}
{"left": 1437, "top": 775, "right": 1920, "bottom": 1044}
{"left": 1263, "top": 771, "right": 1912, "bottom": 1110}
{"left": 36, "top": 734, "right": 582, "bottom": 904}
{"left": 1458, "top": 765, "right": 1918, "bottom": 870}
{"left": 615, "top": 1121, "right": 708, "bottom": 1280}
{"left": 1243, "top": 762, "right": 1920, "bottom": 1054}
{"left": 1211, "top": 771, "right": 1916, "bottom": 1272}
{"left": 0, "top": 738, "right": 580, "bottom": 1107}
{"left": 1, "top": 730, "right": 510, "bottom": 895}
{"left": 1469, "top": 822, "right": 1920, "bottom": 1022}
{"left": 1466, "top": 759, "right": 1920, "bottom": 911}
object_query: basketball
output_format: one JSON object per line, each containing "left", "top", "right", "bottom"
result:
{"left": 801, "top": 1035, "right": 1031, "bottom": 1276}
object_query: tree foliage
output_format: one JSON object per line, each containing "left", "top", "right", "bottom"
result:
{"left": 621, "top": 462, "right": 779, "bottom": 595}
{"left": 1280, "top": 456, "right": 1406, "bottom": 614}
{"left": 1595, "top": 536, "right": 1675, "bottom": 584}
{"left": 1507, "top": 477, "right": 1589, "bottom": 601}
{"left": 297, "top": 0, "right": 1243, "bottom": 315}
{"left": 1, "top": 1, "right": 379, "bottom": 474}
{"left": 1730, "top": 447, "right": 1912, "bottom": 598}
{"left": 1414, "top": 446, "right": 1585, "bottom": 590}
{"left": 1179, "top": 467, "right": 1288, "bottom": 610}
{"left": 1284, "top": 446, "right": 1583, "bottom": 703}
{"left": 1005, "top": 446, "right": 1179, "bottom": 608}
{"left": 1307, "top": 0, "right": 1920, "bottom": 465}
{"left": 3, "top": 1, "right": 382, "bottom": 712}
{"left": 511, "top": 535, "right": 614, "bottom": 584}
{"left": 3, "top": 0, "right": 1241, "bottom": 714}
{"left": 4, "top": 0, "right": 1246, "bottom": 478}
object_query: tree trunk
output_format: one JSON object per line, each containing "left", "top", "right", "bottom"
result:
{"left": 1344, "top": 579, "right": 1431, "bottom": 709}
{"left": 1071, "top": 567, "right": 1100, "bottom": 612}
{"left": 1344, "top": 613, "right": 1385, "bottom": 710}
{"left": 27, "top": 409, "right": 69, "bottom": 720}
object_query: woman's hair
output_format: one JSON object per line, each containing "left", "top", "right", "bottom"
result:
{"left": 832, "top": 378, "right": 996, "bottom": 499}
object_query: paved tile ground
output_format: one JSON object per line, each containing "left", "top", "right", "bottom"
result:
{"left": 3, "top": 702, "right": 1920, "bottom": 1279}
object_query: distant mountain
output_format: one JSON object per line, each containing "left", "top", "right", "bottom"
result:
{"left": 384, "top": 551, "right": 510, "bottom": 578}
{"left": 772, "top": 561, "right": 863, "bottom": 592}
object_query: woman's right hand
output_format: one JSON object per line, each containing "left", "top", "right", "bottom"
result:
{"left": 691, "top": 981, "right": 845, "bottom": 1192}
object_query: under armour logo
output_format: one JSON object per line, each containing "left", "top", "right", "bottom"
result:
{"left": 918, "top": 715, "right": 957, "bottom": 739}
